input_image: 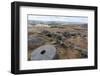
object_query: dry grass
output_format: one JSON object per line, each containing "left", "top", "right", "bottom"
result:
{"left": 28, "top": 24, "right": 87, "bottom": 60}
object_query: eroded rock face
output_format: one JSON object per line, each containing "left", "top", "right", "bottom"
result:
{"left": 28, "top": 36, "right": 45, "bottom": 50}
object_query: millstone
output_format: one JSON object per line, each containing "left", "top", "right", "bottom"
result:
{"left": 31, "top": 45, "right": 56, "bottom": 60}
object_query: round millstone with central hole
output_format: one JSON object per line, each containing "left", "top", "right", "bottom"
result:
{"left": 31, "top": 45, "right": 56, "bottom": 60}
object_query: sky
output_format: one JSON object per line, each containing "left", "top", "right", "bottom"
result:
{"left": 28, "top": 15, "right": 88, "bottom": 23}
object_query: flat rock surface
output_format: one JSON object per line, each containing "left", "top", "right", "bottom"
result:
{"left": 31, "top": 45, "right": 56, "bottom": 60}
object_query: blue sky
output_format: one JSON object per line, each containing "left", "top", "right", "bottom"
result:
{"left": 28, "top": 15, "right": 88, "bottom": 23}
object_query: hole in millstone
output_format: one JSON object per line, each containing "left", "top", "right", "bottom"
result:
{"left": 40, "top": 50, "right": 46, "bottom": 55}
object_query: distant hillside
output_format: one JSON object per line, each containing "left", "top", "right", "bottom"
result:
{"left": 28, "top": 20, "right": 87, "bottom": 26}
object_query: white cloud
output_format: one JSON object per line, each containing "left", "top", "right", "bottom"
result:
{"left": 28, "top": 15, "right": 88, "bottom": 23}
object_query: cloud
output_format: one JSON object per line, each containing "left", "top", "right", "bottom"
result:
{"left": 28, "top": 15, "right": 88, "bottom": 23}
